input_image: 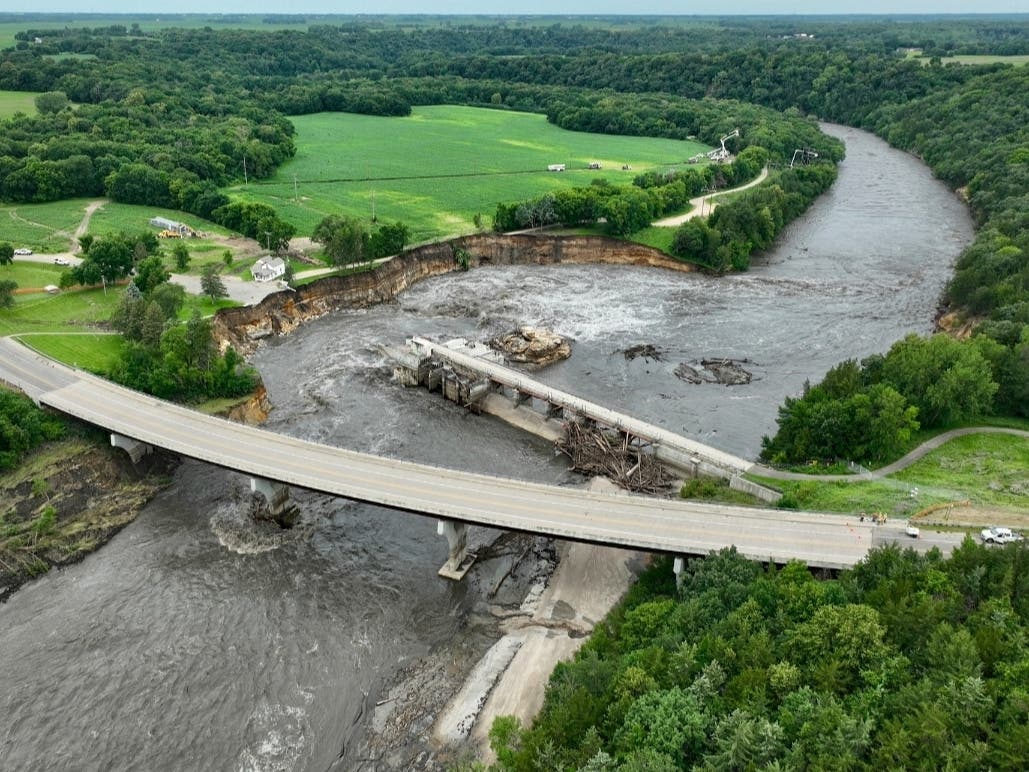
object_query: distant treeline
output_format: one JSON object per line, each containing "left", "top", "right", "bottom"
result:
{"left": 0, "top": 19, "right": 1025, "bottom": 328}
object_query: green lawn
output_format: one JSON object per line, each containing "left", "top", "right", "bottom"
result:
{"left": 1, "top": 262, "right": 68, "bottom": 291}
{"left": 0, "top": 285, "right": 124, "bottom": 336}
{"left": 87, "top": 202, "right": 230, "bottom": 240}
{"left": 0, "top": 89, "right": 37, "bottom": 118}
{"left": 237, "top": 105, "right": 710, "bottom": 242}
{"left": 0, "top": 199, "right": 95, "bottom": 253}
{"left": 750, "top": 433, "right": 1029, "bottom": 518}
{"left": 18, "top": 333, "right": 125, "bottom": 373}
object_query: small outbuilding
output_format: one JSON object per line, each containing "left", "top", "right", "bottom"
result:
{"left": 149, "top": 217, "right": 196, "bottom": 237}
{"left": 547, "top": 164, "right": 566, "bottom": 172}
{"left": 251, "top": 256, "right": 286, "bottom": 283}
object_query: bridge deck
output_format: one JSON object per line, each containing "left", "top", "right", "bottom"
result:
{"left": 411, "top": 337, "right": 753, "bottom": 476}
{"left": 1, "top": 338, "right": 873, "bottom": 570}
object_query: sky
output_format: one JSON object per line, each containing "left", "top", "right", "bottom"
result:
{"left": 3, "top": 2, "right": 1028, "bottom": 15}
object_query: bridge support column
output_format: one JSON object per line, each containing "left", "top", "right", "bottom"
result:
{"left": 546, "top": 403, "right": 564, "bottom": 419}
{"left": 437, "top": 519, "right": 475, "bottom": 580}
{"left": 673, "top": 556, "right": 686, "bottom": 592}
{"left": 250, "top": 476, "right": 292, "bottom": 517}
{"left": 514, "top": 390, "right": 532, "bottom": 406}
{"left": 110, "top": 433, "right": 152, "bottom": 464}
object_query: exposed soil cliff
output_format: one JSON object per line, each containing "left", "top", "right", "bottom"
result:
{"left": 211, "top": 234, "right": 695, "bottom": 355}
{"left": 0, "top": 437, "right": 178, "bottom": 602}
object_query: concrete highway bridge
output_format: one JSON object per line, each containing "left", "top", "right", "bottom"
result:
{"left": 0, "top": 338, "right": 946, "bottom": 578}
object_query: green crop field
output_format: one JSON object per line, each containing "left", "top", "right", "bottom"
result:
{"left": 0, "top": 89, "right": 37, "bottom": 118}
{"left": 236, "top": 105, "right": 710, "bottom": 242}
{"left": 0, "top": 198, "right": 96, "bottom": 253}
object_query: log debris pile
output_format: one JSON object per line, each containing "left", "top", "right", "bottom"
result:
{"left": 556, "top": 421, "right": 674, "bottom": 494}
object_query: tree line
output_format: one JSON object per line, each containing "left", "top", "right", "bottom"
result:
{"left": 470, "top": 541, "right": 1029, "bottom": 771}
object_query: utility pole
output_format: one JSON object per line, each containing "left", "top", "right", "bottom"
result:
{"left": 263, "top": 231, "right": 272, "bottom": 252}
{"left": 243, "top": 156, "right": 248, "bottom": 186}
{"left": 293, "top": 173, "right": 298, "bottom": 202}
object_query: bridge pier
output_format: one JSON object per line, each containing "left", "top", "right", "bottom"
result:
{"left": 110, "top": 433, "right": 153, "bottom": 463}
{"left": 673, "top": 556, "right": 686, "bottom": 592}
{"left": 437, "top": 519, "right": 475, "bottom": 580}
{"left": 249, "top": 476, "right": 294, "bottom": 521}
{"left": 546, "top": 403, "right": 564, "bottom": 419}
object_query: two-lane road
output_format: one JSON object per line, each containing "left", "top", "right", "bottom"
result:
{"left": 0, "top": 338, "right": 963, "bottom": 569}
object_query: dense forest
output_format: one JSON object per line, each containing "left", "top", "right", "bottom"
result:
{"left": 474, "top": 542, "right": 1029, "bottom": 771}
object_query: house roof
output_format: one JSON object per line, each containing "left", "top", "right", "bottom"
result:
{"left": 254, "top": 256, "right": 285, "bottom": 270}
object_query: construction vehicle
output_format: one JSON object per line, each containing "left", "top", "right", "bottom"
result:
{"left": 790, "top": 148, "right": 819, "bottom": 167}
{"left": 706, "top": 129, "right": 741, "bottom": 162}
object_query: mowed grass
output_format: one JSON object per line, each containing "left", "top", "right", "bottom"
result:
{"left": 18, "top": 333, "right": 125, "bottom": 373}
{"left": 2, "top": 262, "right": 68, "bottom": 291}
{"left": 0, "top": 284, "right": 124, "bottom": 336}
{"left": 237, "top": 106, "right": 710, "bottom": 241}
{"left": 0, "top": 198, "right": 95, "bottom": 253}
{"left": 0, "top": 89, "right": 37, "bottom": 118}
{"left": 87, "top": 202, "right": 230, "bottom": 239}
{"left": 751, "top": 434, "right": 1029, "bottom": 518}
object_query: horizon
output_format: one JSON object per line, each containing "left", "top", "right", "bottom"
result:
{"left": 3, "top": 2, "right": 1029, "bottom": 17}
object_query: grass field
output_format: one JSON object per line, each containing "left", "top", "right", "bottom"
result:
{"left": 750, "top": 433, "right": 1029, "bottom": 519}
{"left": 0, "top": 199, "right": 96, "bottom": 253}
{"left": 236, "top": 106, "right": 710, "bottom": 242}
{"left": 87, "top": 203, "right": 230, "bottom": 240}
{"left": 0, "top": 284, "right": 123, "bottom": 337}
{"left": 19, "top": 333, "right": 125, "bottom": 373}
{"left": 904, "top": 50, "right": 1029, "bottom": 67}
{"left": 2, "top": 262, "right": 68, "bottom": 291}
{"left": 0, "top": 89, "right": 37, "bottom": 118}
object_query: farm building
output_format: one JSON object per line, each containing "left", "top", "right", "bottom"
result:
{"left": 251, "top": 256, "right": 286, "bottom": 283}
{"left": 148, "top": 217, "right": 196, "bottom": 237}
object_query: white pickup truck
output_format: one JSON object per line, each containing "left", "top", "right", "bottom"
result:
{"left": 981, "top": 526, "right": 1024, "bottom": 544}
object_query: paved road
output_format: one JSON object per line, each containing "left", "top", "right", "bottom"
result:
{"left": 0, "top": 337, "right": 948, "bottom": 570}
{"left": 652, "top": 166, "right": 771, "bottom": 227}
{"left": 752, "top": 426, "right": 1029, "bottom": 482}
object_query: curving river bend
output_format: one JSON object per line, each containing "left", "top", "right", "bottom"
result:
{"left": 0, "top": 125, "right": 973, "bottom": 771}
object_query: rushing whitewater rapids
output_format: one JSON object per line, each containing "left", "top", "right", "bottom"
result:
{"left": 0, "top": 125, "right": 973, "bottom": 771}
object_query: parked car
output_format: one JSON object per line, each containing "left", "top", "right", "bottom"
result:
{"left": 53, "top": 257, "right": 70, "bottom": 265}
{"left": 14, "top": 247, "right": 33, "bottom": 255}
{"left": 981, "top": 526, "right": 1023, "bottom": 544}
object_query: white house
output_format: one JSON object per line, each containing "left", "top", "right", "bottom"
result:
{"left": 251, "top": 256, "right": 286, "bottom": 283}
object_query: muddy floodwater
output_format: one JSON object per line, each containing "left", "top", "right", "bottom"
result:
{"left": 0, "top": 125, "right": 973, "bottom": 771}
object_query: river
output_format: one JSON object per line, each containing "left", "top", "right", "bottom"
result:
{"left": 0, "top": 125, "right": 973, "bottom": 771}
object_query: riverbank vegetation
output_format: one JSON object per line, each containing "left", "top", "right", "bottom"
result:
{"left": 0, "top": 412, "right": 175, "bottom": 601}
{"left": 475, "top": 541, "right": 1029, "bottom": 771}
